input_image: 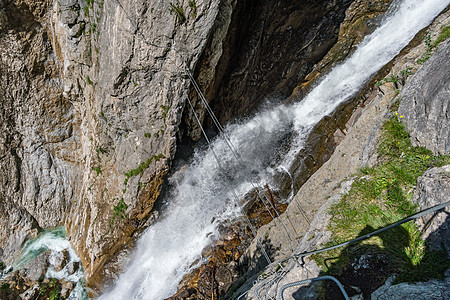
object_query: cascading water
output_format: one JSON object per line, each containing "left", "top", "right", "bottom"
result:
{"left": 11, "top": 228, "right": 88, "bottom": 299}
{"left": 101, "top": 0, "right": 449, "bottom": 299}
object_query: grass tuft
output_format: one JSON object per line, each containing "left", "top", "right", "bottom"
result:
{"left": 433, "top": 25, "right": 450, "bottom": 47}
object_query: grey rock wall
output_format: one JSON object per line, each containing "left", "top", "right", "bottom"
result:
{"left": 398, "top": 40, "right": 450, "bottom": 155}
{"left": 412, "top": 165, "right": 450, "bottom": 253}
{"left": 0, "top": 0, "right": 225, "bottom": 290}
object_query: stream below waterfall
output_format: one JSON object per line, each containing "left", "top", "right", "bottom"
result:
{"left": 100, "top": 0, "right": 449, "bottom": 299}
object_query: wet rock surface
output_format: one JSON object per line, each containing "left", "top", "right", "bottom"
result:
{"left": 187, "top": 0, "right": 355, "bottom": 135}
{"left": 168, "top": 187, "right": 288, "bottom": 299}
{"left": 49, "top": 249, "right": 70, "bottom": 272}
{"left": 240, "top": 10, "right": 450, "bottom": 299}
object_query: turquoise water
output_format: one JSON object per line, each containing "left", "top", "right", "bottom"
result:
{"left": 13, "top": 227, "right": 89, "bottom": 299}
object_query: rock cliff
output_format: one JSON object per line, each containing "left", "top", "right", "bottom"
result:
{"left": 0, "top": 0, "right": 383, "bottom": 294}
{"left": 241, "top": 9, "right": 450, "bottom": 299}
{"left": 1, "top": 0, "right": 448, "bottom": 298}
{"left": 0, "top": 0, "right": 227, "bottom": 291}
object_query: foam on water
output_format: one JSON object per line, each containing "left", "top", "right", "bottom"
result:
{"left": 102, "top": 0, "right": 449, "bottom": 299}
{"left": 13, "top": 228, "right": 88, "bottom": 299}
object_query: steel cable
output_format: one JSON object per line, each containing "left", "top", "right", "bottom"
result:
{"left": 237, "top": 200, "right": 450, "bottom": 299}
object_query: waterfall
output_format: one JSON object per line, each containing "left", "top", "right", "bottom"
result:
{"left": 100, "top": 0, "right": 449, "bottom": 299}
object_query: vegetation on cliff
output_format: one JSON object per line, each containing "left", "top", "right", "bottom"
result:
{"left": 313, "top": 112, "right": 450, "bottom": 279}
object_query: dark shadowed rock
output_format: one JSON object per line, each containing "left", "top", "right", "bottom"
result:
{"left": 398, "top": 40, "right": 450, "bottom": 155}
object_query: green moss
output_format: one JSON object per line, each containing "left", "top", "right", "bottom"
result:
{"left": 92, "top": 166, "right": 102, "bottom": 176}
{"left": 144, "top": 132, "right": 151, "bottom": 138}
{"left": 86, "top": 75, "right": 94, "bottom": 85}
{"left": 169, "top": 2, "right": 186, "bottom": 24}
{"left": 188, "top": 0, "right": 197, "bottom": 18}
{"left": 160, "top": 105, "right": 169, "bottom": 124}
{"left": 123, "top": 154, "right": 165, "bottom": 185}
{"left": 433, "top": 25, "right": 450, "bottom": 46}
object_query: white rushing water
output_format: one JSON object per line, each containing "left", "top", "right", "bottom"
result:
{"left": 102, "top": 0, "right": 449, "bottom": 299}
{"left": 12, "top": 228, "right": 88, "bottom": 299}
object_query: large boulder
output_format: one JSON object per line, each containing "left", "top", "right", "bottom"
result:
{"left": 411, "top": 165, "right": 450, "bottom": 253}
{"left": 398, "top": 40, "right": 450, "bottom": 155}
{"left": 19, "top": 250, "right": 50, "bottom": 282}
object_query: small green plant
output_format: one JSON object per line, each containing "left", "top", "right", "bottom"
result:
{"left": 384, "top": 75, "right": 399, "bottom": 83}
{"left": 86, "top": 75, "right": 94, "bottom": 85}
{"left": 188, "top": 0, "right": 197, "bottom": 18}
{"left": 99, "top": 111, "right": 107, "bottom": 122}
{"left": 169, "top": 2, "right": 186, "bottom": 24}
{"left": 433, "top": 25, "right": 450, "bottom": 46}
{"left": 92, "top": 166, "right": 102, "bottom": 176}
{"left": 95, "top": 146, "right": 108, "bottom": 154}
{"left": 83, "top": 5, "right": 90, "bottom": 17}
{"left": 416, "top": 35, "right": 434, "bottom": 64}
{"left": 112, "top": 198, "right": 128, "bottom": 222}
{"left": 161, "top": 105, "right": 169, "bottom": 124}
{"left": 89, "top": 22, "right": 97, "bottom": 34}
{"left": 400, "top": 67, "right": 414, "bottom": 78}
{"left": 144, "top": 132, "right": 151, "bottom": 138}
{"left": 39, "top": 278, "right": 61, "bottom": 300}
{"left": 123, "top": 154, "right": 165, "bottom": 185}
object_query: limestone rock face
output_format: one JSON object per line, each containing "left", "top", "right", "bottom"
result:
{"left": 0, "top": 0, "right": 224, "bottom": 290}
{"left": 398, "top": 40, "right": 450, "bottom": 155}
{"left": 412, "top": 165, "right": 450, "bottom": 253}
{"left": 0, "top": 200, "right": 39, "bottom": 265}
{"left": 0, "top": 0, "right": 59, "bottom": 265}
{"left": 371, "top": 274, "right": 450, "bottom": 300}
